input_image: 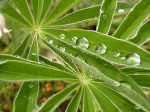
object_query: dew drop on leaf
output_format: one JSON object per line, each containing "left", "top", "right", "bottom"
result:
{"left": 113, "top": 81, "right": 120, "bottom": 87}
{"left": 15, "top": 55, "right": 20, "bottom": 58}
{"left": 114, "top": 51, "right": 120, "bottom": 57}
{"left": 77, "top": 37, "right": 89, "bottom": 49}
{"left": 118, "top": 9, "right": 124, "bottom": 13}
{"left": 59, "top": 34, "right": 65, "bottom": 39}
{"left": 135, "top": 105, "right": 140, "bottom": 110}
{"left": 32, "top": 52, "right": 36, "bottom": 55}
{"left": 58, "top": 46, "right": 66, "bottom": 52}
{"left": 120, "top": 57, "right": 125, "bottom": 60}
{"left": 29, "top": 84, "right": 33, "bottom": 88}
{"left": 95, "top": 44, "right": 107, "bottom": 55}
{"left": 52, "top": 59, "right": 57, "bottom": 62}
{"left": 49, "top": 40, "right": 53, "bottom": 44}
{"left": 71, "top": 36, "right": 78, "bottom": 44}
{"left": 100, "top": 9, "right": 104, "bottom": 13}
{"left": 126, "top": 53, "right": 141, "bottom": 66}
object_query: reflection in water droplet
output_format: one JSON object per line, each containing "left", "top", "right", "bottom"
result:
{"left": 58, "top": 46, "right": 65, "bottom": 52}
{"left": 49, "top": 40, "right": 53, "bottom": 44}
{"left": 118, "top": 9, "right": 125, "bottom": 13}
{"left": 120, "top": 57, "right": 125, "bottom": 60}
{"left": 77, "top": 37, "right": 89, "bottom": 49}
{"left": 100, "top": 9, "right": 104, "bottom": 13}
{"left": 71, "top": 36, "right": 78, "bottom": 44}
{"left": 95, "top": 44, "right": 107, "bottom": 55}
{"left": 114, "top": 51, "right": 120, "bottom": 57}
{"left": 113, "top": 81, "right": 120, "bottom": 87}
{"left": 59, "top": 34, "right": 65, "bottom": 39}
{"left": 29, "top": 84, "right": 33, "bottom": 88}
{"left": 126, "top": 53, "right": 140, "bottom": 66}
{"left": 32, "top": 52, "right": 36, "bottom": 55}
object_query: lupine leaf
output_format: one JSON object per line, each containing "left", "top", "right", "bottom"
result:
{"left": 128, "top": 20, "right": 150, "bottom": 45}
{"left": 12, "top": 0, "right": 33, "bottom": 24}
{"left": 96, "top": 0, "right": 117, "bottom": 34}
{"left": 38, "top": 83, "right": 79, "bottom": 112}
{"left": 89, "top": 84, "right": 118, "bottom": 112}
{"left": 2, "top": 4, "right": 30, "bottom": 27}
{"left": 82, "top": 86, "right": 95, "bottom": 112}
{"left": 50, "top": 5, "right": 100, "bottom": 26}
{"left": 0, "top": 60, "right": 77, "bottom": 81}
{"left": 43, "top": 0, "right": 81, "bottom": 26}
{"left": 0, "top": 0, "right": 9, "bottom": 10}
{"left": 113, "top": 0, "right": 150, "bottom": 39}
{"left": 42, "top": 29, "right": 150, "bottom": 69}
{"left": 65, "top": 87, "right": 82, "bottom": 112}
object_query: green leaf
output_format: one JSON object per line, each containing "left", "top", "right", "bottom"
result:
{"left": 66, "top": 87, "right": 82, "bottom": 112}
{"left": 50, "top": 5, "right": 100, "bottom": 26}
{"left": 13, "top": 82, "right": 39, "bottom": 112}
{"left": 113, "top": 0, "right": 150, "bottom": 39}
{"left": 129, "top": 75, "right": 150, "bottom": 88}
{"left": 43, "top": 0, "right": 81, "bottom": 26}
{"left": 91, "top": 81, "right": 143, "bottom": 112}
{"left": 96, "top": 0, "right": 117, "bottom": 34}
{"left": 38, "top": 83, "right": 79, "bottom": 112}
{"left": 42, "top": 29, "right": 150, "bottom": 69}
{"left": 31, "top": 0, "right": 43, "bottom": 24}
{"left": 0, "top": 60, "right": 77, "bottom": 81}
{"left": 89, "top": 84, "right": 118, "bottom": 112}
{"left": 12, "top": 0, "right": 33, "bottom": 24}
{"left": 0, "top": 0, "right": 9, "bottom": 10}
{"left": 2, "top": 4, "right": 30, "bottom": 27}
{"left": 128, "top": 20, "right": 150, "bottom": 45}
{"left": 40, "top": 0, "right": 53, "bottom": 23}
{"left": 14, "top": 35, "right": 39, "bottom": 112}
{"left": 82, "top": 86, "right": 96, "bottom": 112}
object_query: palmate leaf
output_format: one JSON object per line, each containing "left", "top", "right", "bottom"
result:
{"left": 96, "top": 0, "right": 117, "bottom": 34}
{"left": 113, "top": 0, "right": 150, "bottom": 40}
{"left": 41, "top": 36, "right": 150, "bottom": 111}
{"left": 42, "top": 28, "right": 150, "bottom": 69}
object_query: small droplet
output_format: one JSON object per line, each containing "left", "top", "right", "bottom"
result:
{"left": 135, "top": 105, "right": 140, "bottom": 110}
{"left": 52, "top": 59, "right": 57, "bottom": 62}
{"left": 95, "top": 44, "right": 107, "bottom": 55}
{"left": 114, "top": 51, "right": 120, "bottom": 57}
{"left": 100, "top": 9, "right": 104, "bottom": 13}
{"left": 58, "top": 46, "right": 65, "bottom": 52}
{"left": 49, "top": 40, "right": 53, "bottom": 44}
{"left": 77, "top": 37, "right": 89, "bottom": 49}
{"left": 118, "top": 9, "right": 124, "bottom": 13}
{"left": 32, "top": 52, "right": 36, "bottom": 55}
{"left": 29, "top": 84, "right": 33, "bottom": 88}
{"left": 126, "top": 53, "right": 141, "bottom": 66}
{"left": 71, "top": 36, "right": 78, "bottom": 44}
{"left": 15, "top": 55, "right": 20, "bottom": 58}
{"left": 59, "top": 34, "right": 65, "bottom": 39}
{"left": 113, "top": 81, "right": 120, "bottom": 87}
{"left": 120, "top": 57, "right": 125, "bottom": 60}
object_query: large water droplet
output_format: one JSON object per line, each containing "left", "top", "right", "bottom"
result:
{"left": 114, "top": 51, "right": 120, "bottom": 57}
{"left": 59, "top": 34, "right": 65, "bottom": 39}
{"left": 95, "top": 44, "right": 107, "bottom": 55}
{"left": 118, "top": 9, "right": 125, "bottom": 13}
{"left": 126, "top": 53, "right": 140, "bottom": 66}
{"left": 113, "top": 81, "right": 120, "bottom": 87}
{"left": 49, "top": 40, "right": 53, "bottom": 44}
{"left": 58, "top": 46, "right": 65, "bottom": 52}
{"left": 29, "top": 84, "right": 33, "bottom": 88}
{"left": 77, "top": 37, "right": 89, "bottom": 49}
{"left": 71, "top": 36, "right": 78, "bottom": 44}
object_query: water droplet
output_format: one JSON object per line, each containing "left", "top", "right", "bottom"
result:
{"left": 100, "top": 9, "right": 104, "bottom": 13}
{"left": 29, "top": 84, "right": 33, "bottom": 88}
{"left": 135, "top": 105, "right": 140, "bottom": 110}
{"left": 15, "top": 55, "right": 20, "bottom": 58}
{"left": 58, "top": 46, "right": 65, "bottom": 52}
{"left": 118, "top": 9, "right": 124, "bottom": 13}
{"left": 95, "top": 44, "right": 107, "bottom": 55}
{"left": 113, "top": 81, "right": 120, "bottom": 87}
{"left": 32, "top": 52, "right": 36, "bottom": 55}
{"left": 126, "top": 53, "right": 140, "bottom": 66}
{"left": 59, "top": 34, "right": 65, "bottom": 39}
{"left": 71, "top": 36, "right": 78, "bottom": 44}
{"left": 52, "top": 59, "right": 57, "bottom": 62}
{"left": 49, "top": 40, "right": 53, "bottom": 44}
{"left": 114, "top": 51, "right": 120, "bottom": 57}
{"left": 120, "top": 57, "right": 125, "bottom": 60}
{"left": 77, "top": 37, "right": 89, "bottom": 49}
